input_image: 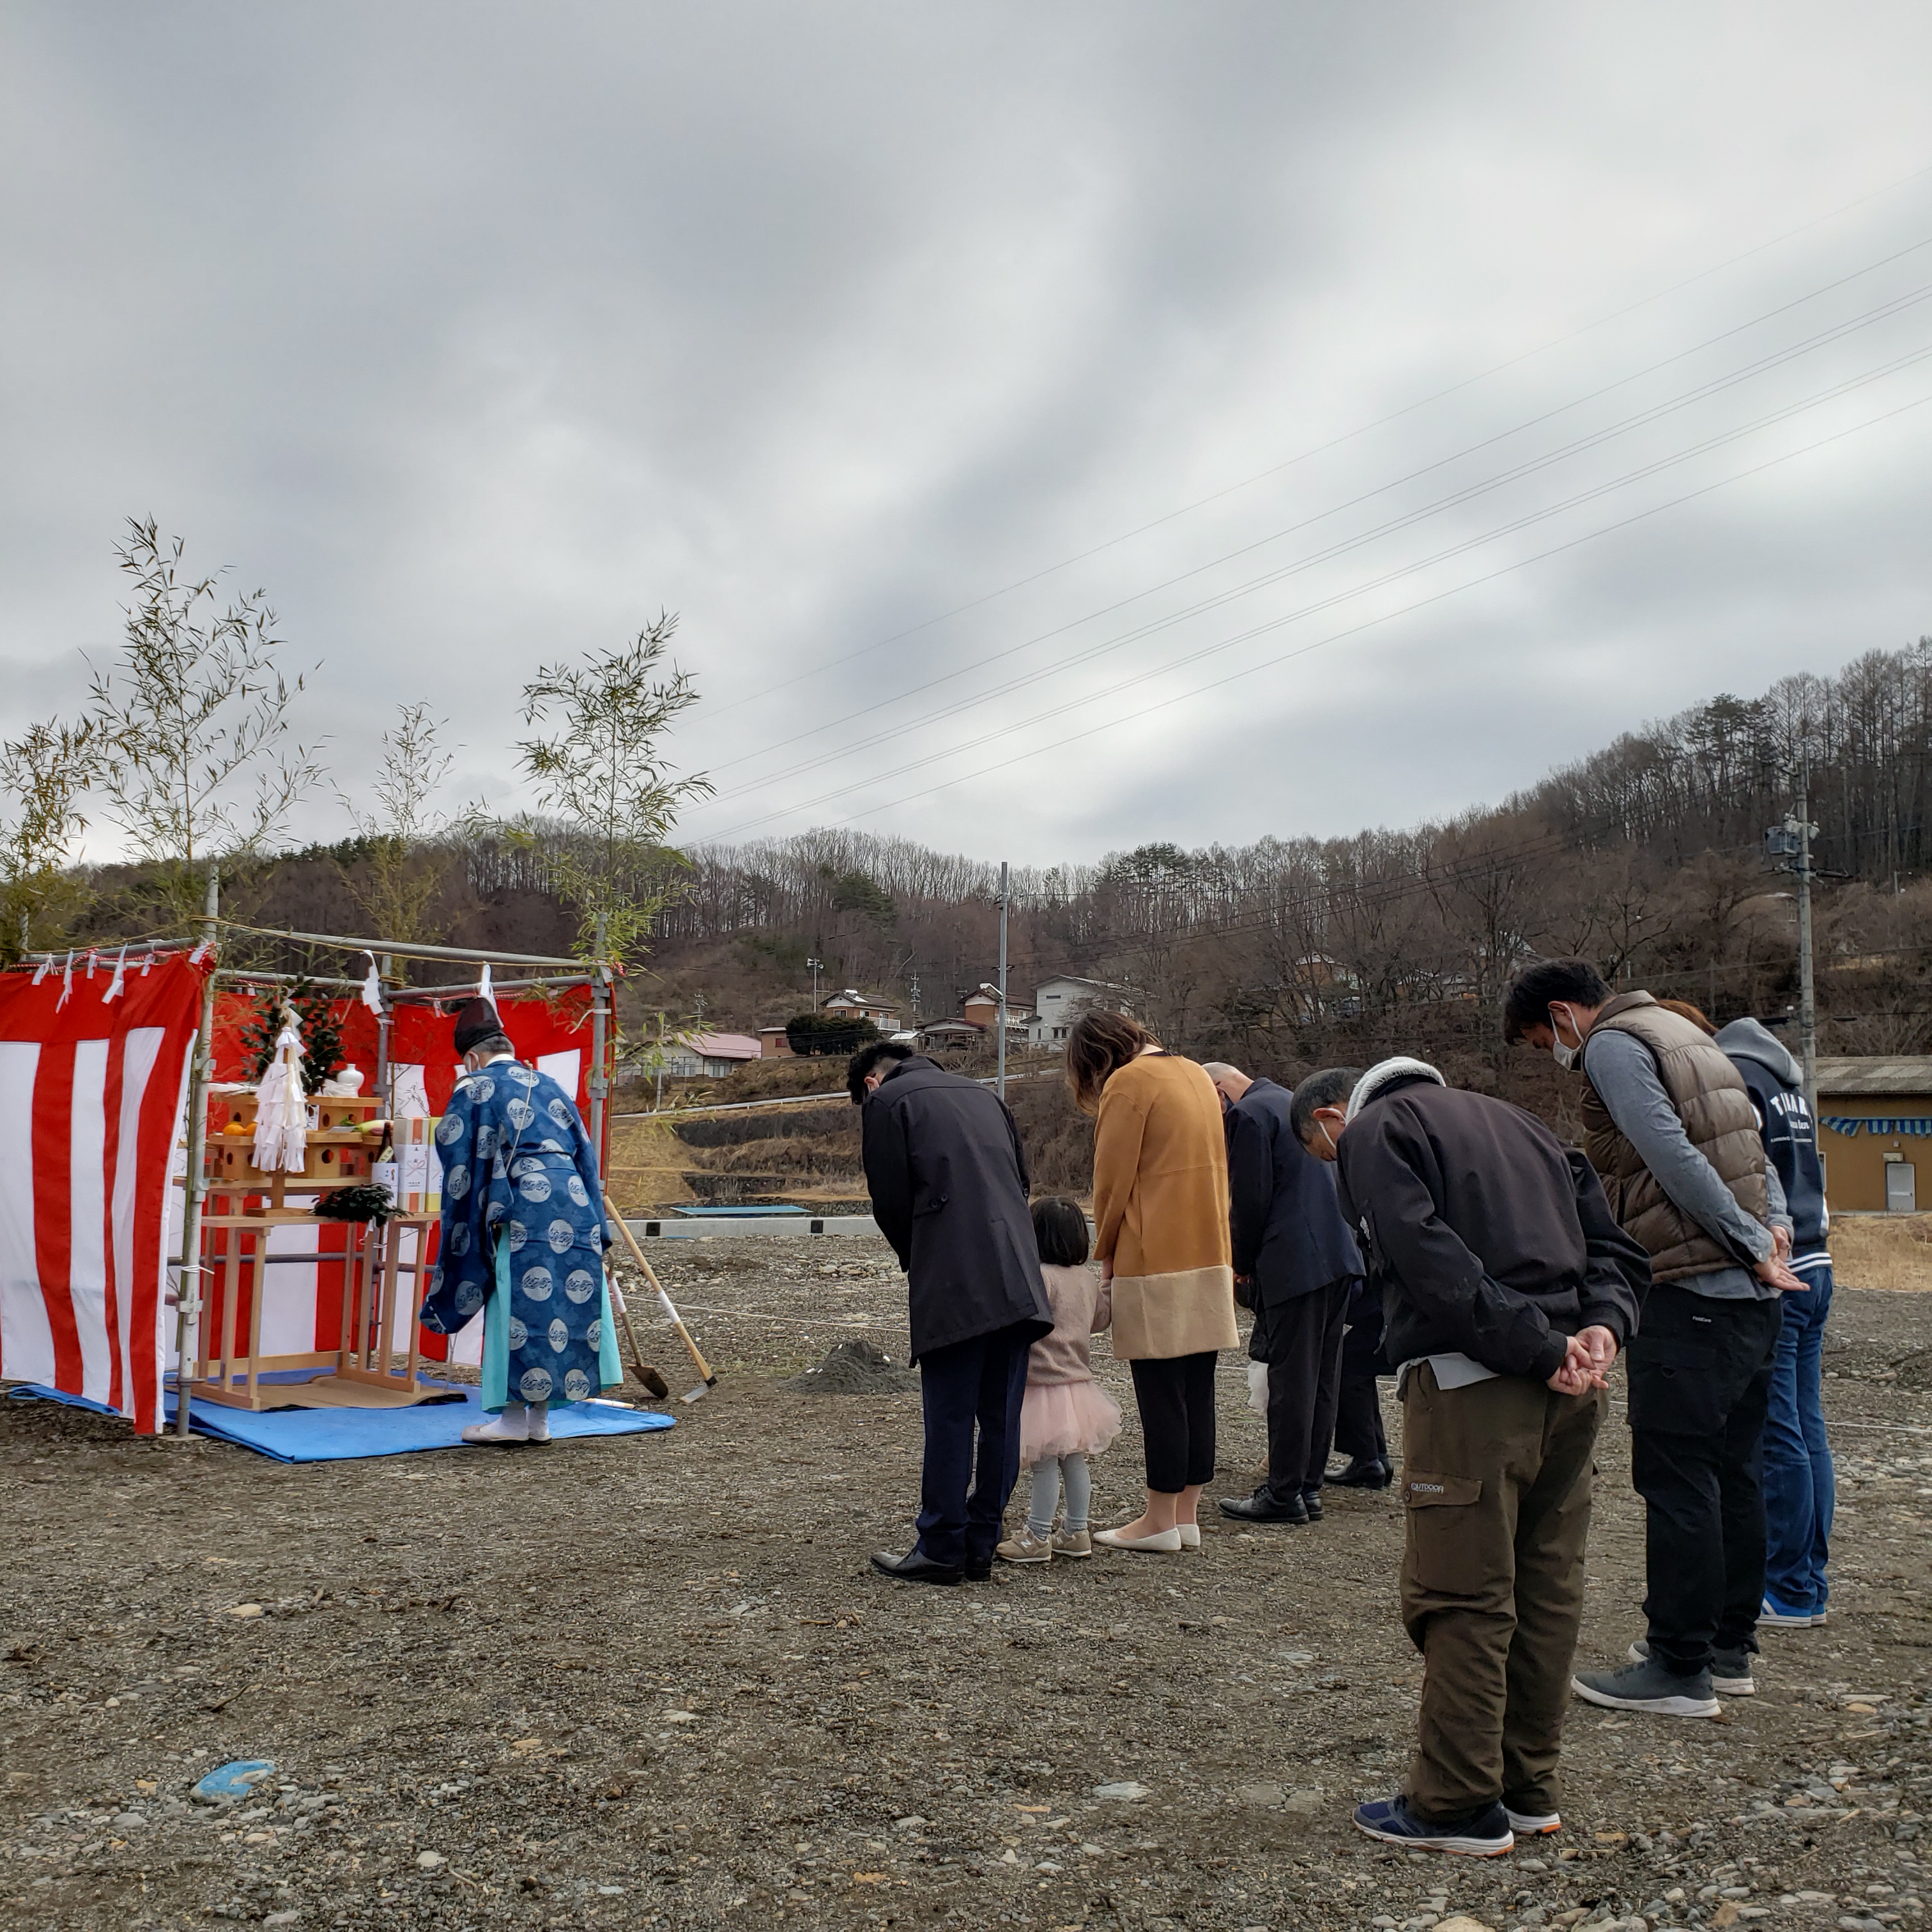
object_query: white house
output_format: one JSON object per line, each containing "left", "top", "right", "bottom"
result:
{"left": 656, "top": 1032, "right": 763, "bottom": 1079}
{"left": 822, "top": 988, "right": 900, "bottom": 1031}
{"left": 1026, "top": 975, "right": 1135, "bottom": 1049}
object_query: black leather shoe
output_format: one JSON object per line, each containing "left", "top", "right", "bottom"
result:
{"left": 1217, "top": 1491, "right": 1309, "bottom": 1524}
{"left": 963, "top": 1559, "right": 992, "bottom": 1582}
{"left": 1301, "top": 1492, "right": 1324, "bottom": 1521}
{"left": 1330, "top": 1458, "right": 1393, "bottom": 1490}
{"left": 870, "top": 1549, "right": 962, "bottom": 1586}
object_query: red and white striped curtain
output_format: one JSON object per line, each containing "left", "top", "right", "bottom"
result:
{"left": 0, "top": 954, "right": 208, "bottom": 1432}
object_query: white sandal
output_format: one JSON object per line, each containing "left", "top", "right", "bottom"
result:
{"left": 1093, "top": 1524, "right": 1183, "bottom": 1553}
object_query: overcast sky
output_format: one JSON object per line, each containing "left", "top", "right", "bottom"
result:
{"left": 4, "top": 3, "right": 1931, "bottom": 870}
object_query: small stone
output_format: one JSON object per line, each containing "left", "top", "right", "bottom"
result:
{"left": 111, "top": 1812, "right": 148, "bottom": 1830}
{"left": 1437, "top": 1919, "right": 1497, "bottom": 1932}
{"left": 1235, "top": 1783, "right": 1285, "bottom": 1807}
{"left": 416, "top": 1850, "right": 445, "bottom": 1870}
{"left": 1283, "top": 1790, "right": 1323, "bottom": 1815}
{"left": 226, "top": 1604, "right": 264, "bottom": 1619}
{"left": 1092, "top": 1781, "right": 1150, "bottom": 1802}
{"left": 661, "top": 1710, "right": 700, "bottom": 1724}
{"left": 264, "top": 1917, "right": 300, "bottom": 1928}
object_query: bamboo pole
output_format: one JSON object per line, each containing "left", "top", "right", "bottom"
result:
{"left": 171, "top": 868, "right": 220, "bottom": 1438}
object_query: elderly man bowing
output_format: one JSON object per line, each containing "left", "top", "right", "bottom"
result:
{"left": 420, "top": 998, "right": 622, "bottom": 1445}
{"left": 852, "top": 1040, "right": 1054, "bottom": 1586}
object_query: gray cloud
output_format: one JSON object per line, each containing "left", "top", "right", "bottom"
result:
{"left": 3, "top": 2, "right": 1929, "bottom": 867}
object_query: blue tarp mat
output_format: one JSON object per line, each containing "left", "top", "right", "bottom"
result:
{"left": 10, "top": 1380, "right": 674, "bottom": 1463}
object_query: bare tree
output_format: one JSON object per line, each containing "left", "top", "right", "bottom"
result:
{"left": 88, "top": 518, "right": 323, "bottom": 928}
{"left": 338, "top": 701, "right": 454, "bottom": 963}
{"left": 496, "top": 612, "right": 711, "bottom": 962}
{"left": 0, "top": 717, "right": 100, "bottom": 959}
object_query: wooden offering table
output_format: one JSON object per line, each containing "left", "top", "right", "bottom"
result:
{"left": 184, "top": 1091, "right": 450, "bottom": 1413}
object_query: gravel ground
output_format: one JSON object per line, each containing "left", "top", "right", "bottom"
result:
{"left": 4, "top": 1241, "right": 1932, "bottom": 1932}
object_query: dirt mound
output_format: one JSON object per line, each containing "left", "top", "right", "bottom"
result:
{"left": 779, "top": 1337, "right": 920, "bottom": 1394}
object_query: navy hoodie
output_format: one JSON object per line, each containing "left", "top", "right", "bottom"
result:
{"left": 1715, "top": 1018, "right": 1829, "bottom": 1273}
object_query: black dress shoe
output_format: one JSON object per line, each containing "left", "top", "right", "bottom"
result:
{"left": 963, "top": 1559, "right": 992, "bottom": 1582}
{"left": 1330, "top": 1458, "right": 1393, "bottom": 1490}
{"left": 1216, "top": 1491, "right": 1309, "bottom": 1524}
{"left": 870, "top": 1549, "right": 962, "bottom": 1586}
{"left": 1301, "top": 1492, "right": 1324, "bottom": 1521}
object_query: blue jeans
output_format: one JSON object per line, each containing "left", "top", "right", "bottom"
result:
{"left": 1763, "top": 1262, "right": 1835, "bottom": 1614}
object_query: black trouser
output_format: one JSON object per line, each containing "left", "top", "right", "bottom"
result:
{"left": 1130, "top": 1352, "right": 1218, "bottom": 1493}
{"left": 1257, "top": 1278, "right": 1351, "bottom": 1503}
{"left": 915, "top": 1322, "right": 1032, "bottom": 1569}
{"left": 1626, "top": 1287, "right": 1784, "bottom": 1676}
{"left": 1333, "top": 1281, "right": 1390, "bottom": 1466}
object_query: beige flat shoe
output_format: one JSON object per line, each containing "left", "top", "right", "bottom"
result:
{"left": 1176, "top": 1523, "right": 1201, "bottom": 1550}
{"left": 1093, "top": 1524, "right": 1183, "bottom": 1554}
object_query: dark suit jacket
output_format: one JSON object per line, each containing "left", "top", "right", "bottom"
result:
{"left": 1225, "top": 1077, "right": 1364, "bottom": 1363}
{"left": 861, "top": 1056, "right": 1054, "bottom": 1363}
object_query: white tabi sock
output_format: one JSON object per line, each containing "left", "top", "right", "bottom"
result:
{"left": 526, "top": 1399, "right": 551, "bottom": 1443}
{"left": 461, "top": 1402, "right": 530, "bottom": 1444}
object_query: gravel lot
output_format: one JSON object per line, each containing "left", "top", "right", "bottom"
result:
{"left": 4, "top": 1241, "right": 1932, "bottom": 1932}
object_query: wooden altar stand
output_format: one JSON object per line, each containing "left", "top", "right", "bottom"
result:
{"left": 183, "top": 1093, "right": 449, "bottom": 1413}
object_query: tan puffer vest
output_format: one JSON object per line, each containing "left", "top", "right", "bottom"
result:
{"left": 1579, "top": 992, "right": 1769, "bottom": 1282}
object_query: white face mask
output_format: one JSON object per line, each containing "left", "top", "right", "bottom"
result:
{"left": 1549, "top": 1007, "right": 1580, "bottom": 1071}
{"left": 1315, "top": 1118, "right": 1339, "bottom": 1158}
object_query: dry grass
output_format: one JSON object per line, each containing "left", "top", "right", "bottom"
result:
{"left": 1826, "top": 1211, "right": 1932, "bottom": 1289}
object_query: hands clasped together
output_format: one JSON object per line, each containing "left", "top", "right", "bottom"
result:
{"left": 1546, "top": 1322, "right": 1620, "bottom": 1397}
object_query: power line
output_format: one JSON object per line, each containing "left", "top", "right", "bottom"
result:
{"left": 698, "top": 360, "right": 1932, "bottom": 842}
{"left": 690, "top": 155, "right": 1932, "bottom": 730}
{"left": 690, "top": 284, "right": 1932, "bottom": 815}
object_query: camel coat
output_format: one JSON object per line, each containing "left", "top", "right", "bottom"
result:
{"left": 1092, "top": 1053, "right": 1239, "bottom": 1361}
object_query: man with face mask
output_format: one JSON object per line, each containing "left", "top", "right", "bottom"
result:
{"left": 1295, "top": 1058, "right": 1648, "bottom": 1855}
{"left": 1503, "top": 960, "right": 1805, "bottom": 1721}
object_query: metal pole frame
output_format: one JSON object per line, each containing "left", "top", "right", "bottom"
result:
{"left": 171, "top": 868, "right": 221, "bottom": 1436}
{"left": 1796, "top": 767, "right": 1818, "bottom": 1121}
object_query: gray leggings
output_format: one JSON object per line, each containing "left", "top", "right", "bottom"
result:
{"left": 1026, "top": 1453, "right": 1092, "bottom": 1535}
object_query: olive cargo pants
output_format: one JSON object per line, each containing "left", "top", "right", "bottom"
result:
{"left": 1399, "top": 1364, "right": 1606, "bottom": 1822}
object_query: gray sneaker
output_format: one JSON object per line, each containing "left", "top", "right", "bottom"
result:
{"left": 1629, "top": 1638, "right": 1755, "bottom": 1696}
{"left": 1572, "top": 1655, "right": 1720, "bottom": 1718}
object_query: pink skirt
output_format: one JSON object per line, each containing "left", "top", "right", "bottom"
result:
{"left": 1018, "top": 1377, "right": 1123, "bottom": 1464}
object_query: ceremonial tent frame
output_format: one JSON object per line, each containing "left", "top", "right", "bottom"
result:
{"left": 15, "top": 880, "right": 617, "bottom": 1438}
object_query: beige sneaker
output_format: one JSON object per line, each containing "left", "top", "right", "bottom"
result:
{"left": 995, "top": 1531, "right": 1053, "bottom": 1565}
{"left": 1051, "top": 1528, "right": 1092, "bottom": 1560}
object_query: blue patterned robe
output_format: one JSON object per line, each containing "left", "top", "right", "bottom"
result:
{"left": 420, "top": 1059, "right": 615, "bottom": 1410}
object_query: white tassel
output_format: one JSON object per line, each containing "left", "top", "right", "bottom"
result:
{"left": 188, "top": 940, "right": 212, "bottom": 966}
{"left": 251, "top": 1017, "right": 310, "bottom": 1174}
{"left": 84, "top": 949, "right": 98, "bottom": 981}
{"left": 140, "top": 951, "right": 153, "bottom": 976}
{"left": 479, "top": 962, "right": 493, "bottom": 1004}
{"left": 360, "top": 951, "right": 384, "bottom": 1015}
{"left": 31, "top": 957, "right": 49, "bottom": 986}
{"left": 102, "top": 946, "right": 127, "bottom": 1003}
{"left": 56, "top": 951, "right": 73, "bottom": 1011}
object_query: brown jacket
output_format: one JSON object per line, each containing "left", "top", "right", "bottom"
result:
{"left": 1580, "top": 992, "right": 1769, "bottom": 1282}
{"left": 1092, "top": 1053, "right": 1239, "bottom": 1360}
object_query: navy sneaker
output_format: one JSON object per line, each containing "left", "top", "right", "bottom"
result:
{"left": 1352, "top": 1795, "right": 1514, "bottom": 1855}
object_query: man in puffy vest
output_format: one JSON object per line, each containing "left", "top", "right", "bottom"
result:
{"left": 1506, "top": 961, "right": 1805, "bottom": 1721}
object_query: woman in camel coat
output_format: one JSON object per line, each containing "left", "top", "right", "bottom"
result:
{"left": 1069, "top": 1011, "right": 1238, "bottom": 1552}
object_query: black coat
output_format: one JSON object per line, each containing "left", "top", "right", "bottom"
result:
{"left": 861, "top": 1056, "right": 1054, "bottom": 1363}
{"left": 1225, "top": 1077, "right": 1364, "bottom": 1363}
{"left": 1335, "top": 1076, "right": 1650, "bottom": 1382}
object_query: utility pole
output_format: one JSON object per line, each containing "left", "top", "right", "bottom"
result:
{"left": 1795, "top": 772, "right": 1818, "bottom": 1121}
{"left": 1767, "top": 774, "right": 1820, "bottom": 1119}
{"left": 996, "top": 861, "right": 1009, "bottom": 1102}
{"left": 806, "top": 956, "right": 822, "bottom": 1007}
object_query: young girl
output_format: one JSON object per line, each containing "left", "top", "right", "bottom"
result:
{"left": 997, "top": 1197, "right": 1121, "bottom": 1564}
